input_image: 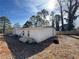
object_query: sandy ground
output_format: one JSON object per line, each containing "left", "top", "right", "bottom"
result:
{"left": 0, "top": 34, "right": 79, "bottom": 59}
{"left": 0, "top": 34, "right": 13, "bottom": 59}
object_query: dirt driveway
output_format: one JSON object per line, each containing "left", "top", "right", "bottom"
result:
{"left": 0, "top": 34, "right": 79, "bottom": 59}
{"left": 0, "top": 34, "right": 12, "bottom": 59}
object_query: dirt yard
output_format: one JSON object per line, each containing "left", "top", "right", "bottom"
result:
{"left": 0, "top": 34, "right": 79, "bottom": 59}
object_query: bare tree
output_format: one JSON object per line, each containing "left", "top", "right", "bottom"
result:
{"left": 50, "top": 11, "right": 55, "bottom": 27}
{"left": 57, "top": 0, "right": 79, "bottom": 31}
{"left": 57, "top": 0, "right": 65, "bottom": 31}
{"left": 64, "top": 0, "right": 79, "bottom": 30}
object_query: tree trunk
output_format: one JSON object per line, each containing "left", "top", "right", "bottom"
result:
{"left": 60, "top": 5, "right": 64, "bottom": 31}
{"left": 52, "top": 20, "right": 54, "bottom": 27}
{"left": 3, "top": 19, "right": 5, "bottom": 34}
{"left": 68, "top": 19, "right": 74, "bottom": 31}
{"left": 56, "top": 21, "right": 59, "bottom": 31}
{"left": 58, "top": 0, "right": 64, "bottom": 31}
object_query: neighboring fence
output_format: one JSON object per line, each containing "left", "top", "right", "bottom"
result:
{"left": 57, "top": 31, "right": 79, "bottom": 35}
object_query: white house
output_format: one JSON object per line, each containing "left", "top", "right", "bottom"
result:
{"left": 13, "top": 27, "right": 57, "bottom": 43}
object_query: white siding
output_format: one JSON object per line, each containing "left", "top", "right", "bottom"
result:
{"left": 13, "top": 27, "right": 56, "bottom": 43}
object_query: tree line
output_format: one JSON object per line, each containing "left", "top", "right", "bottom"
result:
{"left": 0, "top": 16, "right": 12, "bottom": 33}
{"left": 58, "top": 0, "right": 79, "bottom": 31}
{"left": 23, "top": 0, "right": 79, "bottom": 31}
{"left": 0, "top": 0, "right": 79, "bottom": 33}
